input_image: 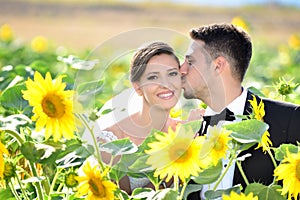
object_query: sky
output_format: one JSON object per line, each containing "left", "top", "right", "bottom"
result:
{"left": 124, "top": 0, "right": 300, "bottom": 7}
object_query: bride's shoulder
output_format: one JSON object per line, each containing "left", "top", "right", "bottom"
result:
{"left": 104, "top": 121, "right": 128, "bottom": 140}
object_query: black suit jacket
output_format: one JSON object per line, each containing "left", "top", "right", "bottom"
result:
{"left": 233, "top": 91, "right": 300, "bottom": 187}
{"left": 188, "top": 91, "right": 300, "bottom": 199}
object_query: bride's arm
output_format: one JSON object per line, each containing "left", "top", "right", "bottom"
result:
{"left": 187, "top": 108, "right": 205, "bottom": 122}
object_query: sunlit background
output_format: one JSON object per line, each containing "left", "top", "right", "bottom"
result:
{"left": 1, "top": 0, "right": 300, "bottom": 110}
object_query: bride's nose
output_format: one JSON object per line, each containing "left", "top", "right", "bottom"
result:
{"left": 159, "top": 77, "right": 173, "bottom": 89}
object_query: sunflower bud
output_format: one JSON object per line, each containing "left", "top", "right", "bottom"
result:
{"left": 274, "top": 77, "right": 299, "bottom": 96}
{"left": 65, "top": 171, "right": 79, "bottom": 188}
{"left": 3, "top": 161, "right": 16, "bottom": 180}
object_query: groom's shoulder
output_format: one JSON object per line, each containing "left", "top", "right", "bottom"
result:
{"left": 259, "top": 97, "right": 300, "bottom": 119}
{"left": 261, "top": 96, "right": 299, "bottom": 110}
{"left": 248, "top": 90, "right": 299, "bottom": 110}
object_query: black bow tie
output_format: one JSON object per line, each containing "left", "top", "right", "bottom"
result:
{"left": 199, "top": 108, "right": 235, "bottom": 136}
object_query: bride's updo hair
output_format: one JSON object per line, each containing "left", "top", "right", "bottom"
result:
{"left": 130, "top": 41, "right": 179, "bottom": 82}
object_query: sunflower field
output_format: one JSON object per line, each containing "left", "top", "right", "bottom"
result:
{"left": 0, "top": 13, "right": 300, "bottom": 200}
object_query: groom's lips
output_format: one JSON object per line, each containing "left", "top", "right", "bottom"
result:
{"left": 157, "top": 91, "right": 175, "bottom": 100}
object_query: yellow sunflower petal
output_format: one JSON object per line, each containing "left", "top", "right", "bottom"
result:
{"left": 22, "top": 71, "right": 76, "bottom": 141}
{"left": 76, "top": 161, "right": 117, "bottom": 200}
{"left": 146, "top": 123, "right": 204, "bottom": 182}
{"left": 274, "top": 150, "right": 300, "bottom": 200}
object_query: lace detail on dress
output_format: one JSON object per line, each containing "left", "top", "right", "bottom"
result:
{"left": 92, "top": 128, "right": 150, "bottom": 190}
{"left": 128, "top": 176, "right": 150, "bottom": 190}
{"left": 95, "top": 130, "right": 118, "bottom": 143}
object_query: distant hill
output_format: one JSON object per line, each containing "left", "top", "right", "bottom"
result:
{"left": 1, "top": 0, "right": 300, "bottom": 50}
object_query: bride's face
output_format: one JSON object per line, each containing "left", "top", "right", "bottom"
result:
{"left": 134, "top": 53, "right": 181, "bottom": 110}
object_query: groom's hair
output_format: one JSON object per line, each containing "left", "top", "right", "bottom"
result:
{"left": 130, "top": 41, "right": 180, "bottom": 82}
{"left": 190, "top": 23, "right": 252, "bottom": 82}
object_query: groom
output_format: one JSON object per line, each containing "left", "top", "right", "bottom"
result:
{"left": 180, "top": 23, "right": 300, "bottom": 199}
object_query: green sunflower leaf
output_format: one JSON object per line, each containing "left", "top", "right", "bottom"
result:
{"left": 204, "top": 185, "right": 241, "bottom": 199}
{"left": 245, "top": 183, "right": 285, "bottom": 200}
{"left": 76, "top": 79, "right": 104, "bottom": 96}
{"left": 151, "top": 188, "right": 178, "bottom": 200}
{"left": 20, "top": 141, "right": 44, "bottom": 163}
{"left": 223, "top": 119, "right": 269, "bottom": 144}
{"left": 192, "top": 160, "right": 222, "bottom": 185}
{"left": 0, "top": 83, "right": 29, "bottom": 112}
{"left": 274, "top": 143, "right": 299, "bottom": 161}
{"left": 100, "top": 137, "right": 138, "bottom": 157}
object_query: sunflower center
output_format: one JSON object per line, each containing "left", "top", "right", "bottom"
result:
{"left": 169, "top": 142, "right": 191, "bottom": 163}
{"left": 89, "top": 177, "right": 105, "bottom": 197}
{"left": 296, "top": 160, "right": 300, "bottom": 181}
{"left": 214, "top": 141, "right": 223, "bottom": 151}
{"left": 42, "top": 94, "right": 65, "bottom": 118}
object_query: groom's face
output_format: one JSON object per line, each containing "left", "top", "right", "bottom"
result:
{"left": 180, "top": 40, "right": 214, "bottom": 101}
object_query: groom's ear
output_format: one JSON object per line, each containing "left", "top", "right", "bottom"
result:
{"left": 213, "top": 56, "right": 227, "bottom": 74}
{"left": 133, "top": 82, "right": 143, "bottom": 96}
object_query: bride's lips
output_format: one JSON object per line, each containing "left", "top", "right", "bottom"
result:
{"left": 157, "top": 90, "right": 175, "bottom": 100}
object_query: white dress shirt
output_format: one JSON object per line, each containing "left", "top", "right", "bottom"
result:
{"left": 200, "top": 88, "right": 248, "bottom": 199}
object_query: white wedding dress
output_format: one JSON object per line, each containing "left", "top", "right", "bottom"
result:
{"left": 81, "top": 88, "right": 151, "bottom": 190}
{"left": 82, "top": 125, "right": 150, "bottom": 190}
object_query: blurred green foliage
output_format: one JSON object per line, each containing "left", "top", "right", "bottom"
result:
{"left": 0, "top": 22, "right": 299, "bottom": 120}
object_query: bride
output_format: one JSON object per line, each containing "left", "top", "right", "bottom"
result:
{"left": 83, "top": 41, "right": 203, "bottom": 193}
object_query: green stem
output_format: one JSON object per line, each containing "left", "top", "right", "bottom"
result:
{"left": 8, "top": 180, "right": 21, "bottom": 200}
{"left": 268, "top": 148, "right": 278, "bottom": 185}
{"left": 48, "top": 167, "right": 63, "bottom": 199}
{"left": 2, "top": 129, "right": 24, "bottom": 145}
{"left": 212, "top": 155, "right": 235, "bottom": 191}
{"left": 178, "top": 182, "right": 188, "bottom": 200}
{"left": 15, "top": 174, "right": 31, "bottom": 200}
{"left": 236, "top": 161, "right": 249, "bottom": 186}
{"left": 267, "top": 148, "right": 277, "bottom": 168}
{"left": 173, "top": 175, "right": 179, "bottom": 191}
{"left": 117, "top": 192, "right": 125, "bottom": 200}
{"left": 56, "top": 183, "right": 64, "bottom": 192}
{"left": 29, "top": 162, "right": 44, "bottom": 200}
{"left": 66, "top": 188, "right": 70, "bottom": 200}
{"left": 78, "top": 114, "right": 105, "bottom": 171}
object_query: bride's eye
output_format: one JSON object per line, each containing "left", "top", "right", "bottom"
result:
{"left": 147, "top": 75, "right": 158, "bottom": 80}
{"left": 169, "top": 71, "right": 179, "bottom": 77}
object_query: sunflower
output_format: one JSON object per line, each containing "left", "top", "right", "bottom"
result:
{"left": 145, "top": 123, "right": 206, "bottom": 182}
{"left": 22, "top": 71, "right": 76, "bottom": 142}
{"left": 0, "top": 141, "right": 9, "bottom": 179}
{"left": 231, "top": 16, "right": 250, "bottom": 33}
{"left": 248, "top": 95, "right": 264, "bottom": 121}
{"left": 31, "top": 36, "right": 48, "bottom": 53}
{"left": 0, "top": 24, "right": 13, "bottom": 42}
{"left": 76, "top": 161, "right": 117, "bottom": 200}
{"left": 248, "top": 95, "right": 272, "bottom": 153}
{"left": 201, "top": 126, "right": 232, "bottom": 166}
{"left": 289, "top": 34, "right": 300, "bottom": 50}
{"left": 273, "top": 150, "right": 300, "bottom": 200}
{"left": 222, "top": 191, "right": 258, "bottom": 200}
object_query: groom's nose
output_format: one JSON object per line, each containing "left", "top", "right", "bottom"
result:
{"left": 180, "top": 61, "right": 188, "bottom": 75}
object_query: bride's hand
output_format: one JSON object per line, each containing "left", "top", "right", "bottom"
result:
{"left": 187, "top": 108, "right": 205, "bottom": 121}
